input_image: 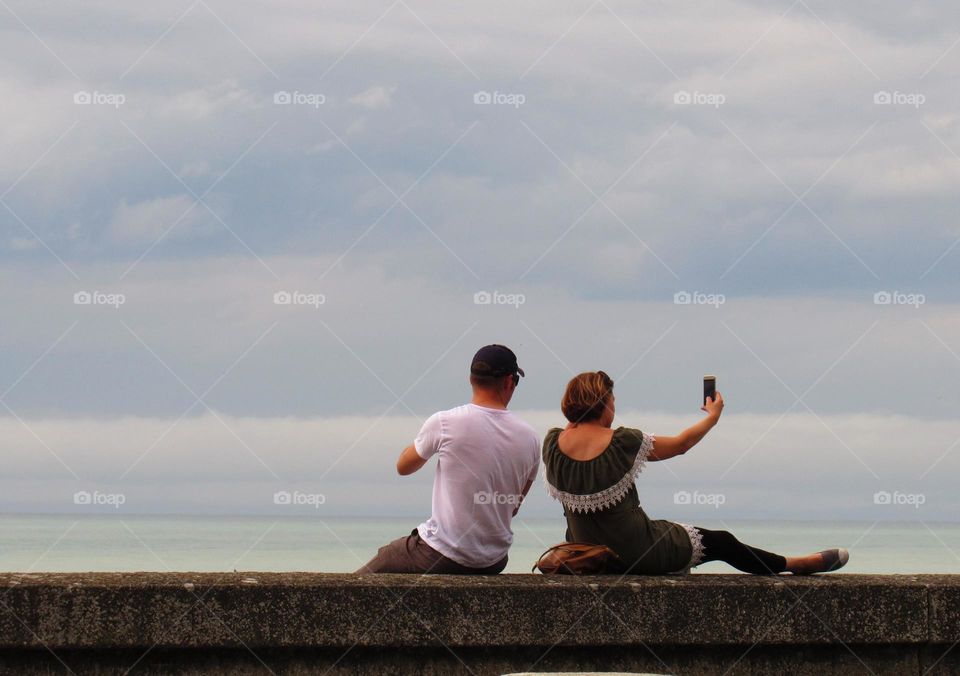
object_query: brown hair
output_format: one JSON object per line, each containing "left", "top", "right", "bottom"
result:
{"left": 561, "top": 371, "right": 614, "bottom": 423}
{"left": 470, "top": 373, "right": 502, "bottom": 390}
{"left": 470, "top": 372, "right": 518, "bottom": 394}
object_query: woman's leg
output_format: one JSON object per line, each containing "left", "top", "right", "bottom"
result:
{"left": 694, "top": 527, "right": 787, "bottom": 575}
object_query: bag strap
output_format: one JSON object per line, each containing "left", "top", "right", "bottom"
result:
{"left": 531, "top": 541, "right": 621, "bottom": 572}
{"left": 531, "top": 543, "right": 570, "bottom": 573}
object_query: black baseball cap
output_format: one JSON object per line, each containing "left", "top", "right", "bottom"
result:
{"left": 470, "top": 344, "right": 525, "bottom": 378}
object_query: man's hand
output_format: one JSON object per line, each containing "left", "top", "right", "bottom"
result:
{"left": 397, "top": 443, "right": 428, "bottom": 475}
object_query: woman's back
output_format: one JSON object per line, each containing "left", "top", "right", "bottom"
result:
{"left": 555, "top": 425, "right": 614, "bottom": 461}
{"left": 542, "top": 426, "right": 696, "bottom": 574}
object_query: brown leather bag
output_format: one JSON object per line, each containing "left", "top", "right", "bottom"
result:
{"left": 532, "top": 541, "right": 622, "bottom": 575}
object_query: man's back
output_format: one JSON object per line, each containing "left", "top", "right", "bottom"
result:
{"left": 356, "top": 343, "right": 537, "bottom": 575}
{"left": 415, "top": 403, "right": 540, "bottom": 568}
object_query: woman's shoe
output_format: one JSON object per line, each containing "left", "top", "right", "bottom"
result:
{"left": 791, "top": 548, "right": 849, "bottom": 575}
{"left": 821, "top": 548, "right": 849, "bottom": 572}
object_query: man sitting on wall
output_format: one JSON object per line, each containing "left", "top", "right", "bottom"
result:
{"left": 356, "top": 344, "right": 540, "bottom": 574}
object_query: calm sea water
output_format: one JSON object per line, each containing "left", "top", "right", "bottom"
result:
{"left": 0, "top": 514, "right": 957, "bottom": 574}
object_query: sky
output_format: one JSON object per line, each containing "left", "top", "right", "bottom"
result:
{"left": 1, "top": 0, "right": 959, "bottom": 522}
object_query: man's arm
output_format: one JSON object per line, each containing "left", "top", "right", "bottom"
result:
{"left": 512, "top": 478, "right": 533, "bottom": 516}
{"left": 513, "top": 438, "right": 540, "bottom": 517}
{"left": 398, "top": 412, "right": 442, "bottom": 475}
{"left": 397, "top": 443, "right": 429, "bottom": 475}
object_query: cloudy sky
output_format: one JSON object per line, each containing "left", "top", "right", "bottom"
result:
{"left": 1, "top": 0, "right": 959, "bottom": 522}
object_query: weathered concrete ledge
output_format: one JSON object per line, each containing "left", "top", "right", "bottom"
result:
{"left": 0, "top": 573, "right": 957, "bottom": 674}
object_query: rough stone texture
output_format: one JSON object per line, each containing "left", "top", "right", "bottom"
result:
{"left": 0, "top": 645, "right": 932, "bottom": 675}
{"left": 0, "top": 573, "right": 957, "bottom": 674}
{"left": 930, "top": 577, "right": 960, "bottom": 641}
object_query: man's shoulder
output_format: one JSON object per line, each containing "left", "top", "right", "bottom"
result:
{"left": 431, "top": 404, "right": 472, "bottom": 420}
{"left": 502, "top": 414, "right": 541, "bottom": 453}
{"left": 510, "top": 415, "right": 539, "bottom": 438}
{"left": 435, "top": 405, "right": 540, "bottom": 441}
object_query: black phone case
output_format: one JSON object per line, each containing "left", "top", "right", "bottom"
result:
{"left": 703, "top": 379, "right": 716, "bottom": 404}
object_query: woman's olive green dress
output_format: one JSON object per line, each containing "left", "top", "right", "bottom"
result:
{"left": 542, "top": 427, "right": 703, "bottom": 574}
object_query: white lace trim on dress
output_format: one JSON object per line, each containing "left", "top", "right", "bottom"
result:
{"left": 544, "top": 433, "right": 655, "bottom": 514}
{"left": 668, "top": 523, "right": 705, "bottom": 575}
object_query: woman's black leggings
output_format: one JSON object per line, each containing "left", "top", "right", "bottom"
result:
{"left": 694, "top": 527, "right": 787, "bottom": 574}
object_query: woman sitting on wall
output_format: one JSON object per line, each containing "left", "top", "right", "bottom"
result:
{"left": 542, "top": 371, "right": 849, "bottom": 575}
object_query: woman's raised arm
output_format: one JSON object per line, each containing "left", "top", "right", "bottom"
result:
{"left": 648, "top": 392, "right": 724, "bottom": 461}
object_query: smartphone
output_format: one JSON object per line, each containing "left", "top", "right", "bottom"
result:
{"left": 703, "top": 375, "right": 716, "bottom": 405}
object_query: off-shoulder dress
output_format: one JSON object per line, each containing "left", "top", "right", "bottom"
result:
{"left": 542, "top": 426, "right": 704, "bottom": 574}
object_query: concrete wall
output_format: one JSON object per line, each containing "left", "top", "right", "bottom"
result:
{"left": 0, "top": 572, "right": 957, "bottom": 674}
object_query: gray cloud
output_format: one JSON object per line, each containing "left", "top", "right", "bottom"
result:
{"left": 1, "top": 0, "right": 959, "bottom": 518}
{"left": 0, "top": 408, "right": 956, "bottom": 520}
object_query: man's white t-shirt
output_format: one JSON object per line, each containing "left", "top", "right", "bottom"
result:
{"left": 415, "top": 403, "right": 540, "bottom": 568}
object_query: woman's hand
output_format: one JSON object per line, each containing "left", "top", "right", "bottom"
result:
{"left": 701, "top": 391, "right": 724, "bottom": 420}
{"left": 649, "top": 393, "right": 725, "bottom": 461}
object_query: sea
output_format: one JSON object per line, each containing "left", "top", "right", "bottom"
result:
{"left": 0, "top": 515, "right": 957, "bottom": 574}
